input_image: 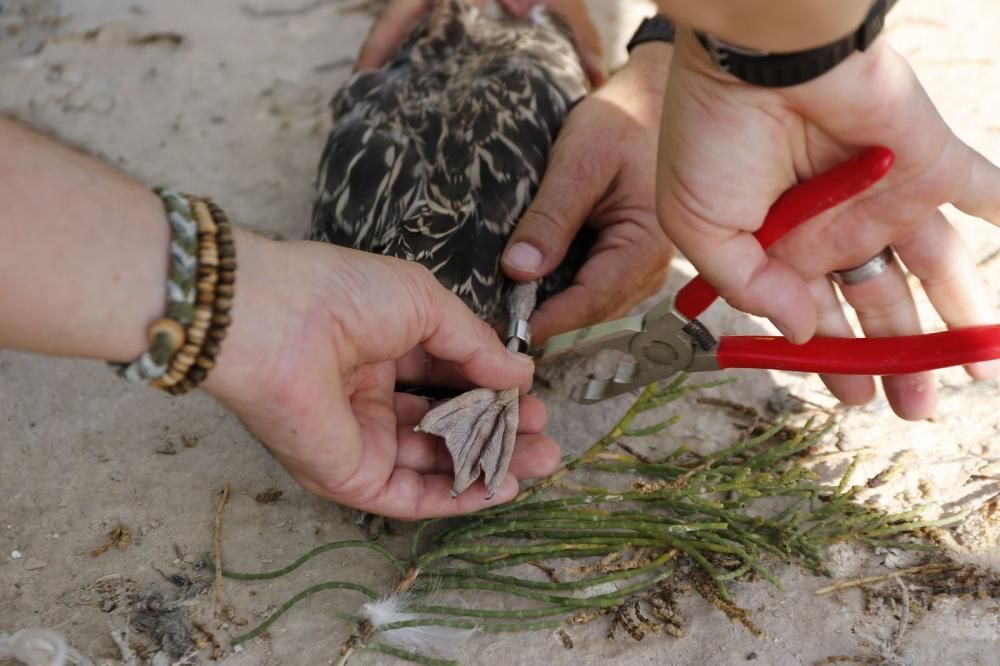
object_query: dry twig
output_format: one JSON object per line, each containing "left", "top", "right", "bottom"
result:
{"left": 815, "top": 564, "right": 959, "bottom": 595}
{"left": 192, "top": 620, "right": 222, "bottom": 660}
{"left": 91, "top": 524, "right": 133, "bottom": 557}
{"left": 214, "top": 483, "right": 232, "bottom": 618}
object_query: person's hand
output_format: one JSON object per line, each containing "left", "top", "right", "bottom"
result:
{"left": 500, "top": 42, "right": 674, "bottom": 343}
{"left": 353, "top": 0, "right": 606, "bottom": 86}
{"left": 655, "top": 31, "right": 1000, "bottom": 420}
{"left": 202, "top": 232, "right": 560, "bottom": 519}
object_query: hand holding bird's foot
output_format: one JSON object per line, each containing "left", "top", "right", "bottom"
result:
{"left": 203, "top": 239, "right": 559, "bottom": 518}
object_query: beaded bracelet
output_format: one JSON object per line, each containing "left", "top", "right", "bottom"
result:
{"left": 114, "top": 190, "right": 235, "bottom": 396}
{"left": 151, "top": 196, "right": 219, "bottom": 390}
{"left": 161, "top": 197, "right": 236, "bottom": 396}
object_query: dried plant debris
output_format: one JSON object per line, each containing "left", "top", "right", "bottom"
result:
{"left": 866, "top": 464, "right": 905, "bottom": 489}
{"left": 698, "top": 393, "right": 838, "bottom": 447}
{"left": 254, "top": 488, "right": 283, "bottom": 504}
{"left": 354, "top": 510, "right": 389, "bottom": 540}
{"left": 66, "top": 574, "right": 136, "bottom": 613}
{"left": 127, "top": 32, "right": 184, "bottom": 47}
{"left": 615, "top": 440, "right": 655, "bottom": 463}
{"left": 192, "top": 621, "right": 223, "bottom": 660}
{"left": 566, "top": 549, "right": 658, "bottom": 576}
{"left": 816, "top": 557, "right": 1000, "bottom": 606}
{"left": 766, "top": 387, "right": 809, "bottom": 415}
{"left": 816, "top": 557, "right": 1000, "bottom": 665}
{"left": 129, "top": 587, "right": 195, "bottom": 659}
{"left": 124, "top": 575, "right": 210, "bottom": 660}
{"left": 91, "top": 524, "right": 133, "bottom": 557}
{"left": 610, "top": 599, "right": 657, "bottom": 641}
{"left": 415, "top": 387, "right": 519, "bottom": 497}
{"left": 219, "top": 378, "right": 962, "bottom": 663}
{"left": 155, "top": 441, "right": 178, "bottom": 455}
{"left": 53, "top": 25, "right": 186, "bottom": 47}
{"left": 693, "top": 572, "right": 762, "bottom": 637}
{"left": 646, "top": 583, "right": 686, "bottom": 638}
{"left": 529, "top": 560, "right": 561, "bottom": 583}
{"left": 609, "top": 578, "right": 687, "bottom": 641}
{"left": 223, "top": 606, "right": 249, "bottom": 627}
{"left": 827, "top": 575, "right": 913, "bottom": 665}
{"left": 861, "top": 558, "right": 1000, "bottom": 611}
{"left": 159, "top": 571, "right": 210, "bottom": 598}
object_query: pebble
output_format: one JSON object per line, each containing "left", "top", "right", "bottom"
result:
{"left": 11, "top": 550, "right": 23, "bottom": 559}
{"left": 24, "top": 558, "right": 47, "bottom": 570}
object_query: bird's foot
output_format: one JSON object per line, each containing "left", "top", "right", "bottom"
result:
{"left": 415, "top": 387, "right": 520, "bottom": 498}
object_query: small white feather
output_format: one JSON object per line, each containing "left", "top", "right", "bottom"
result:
{"left": 362, "top": 594, "right": 477, "bottom": 657}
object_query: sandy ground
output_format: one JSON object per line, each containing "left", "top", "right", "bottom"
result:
{"left": 2, "top": 0, "right": 1000, "bottom": 664}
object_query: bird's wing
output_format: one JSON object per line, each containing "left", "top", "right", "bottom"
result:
{"left": 311, "top": 71, "right": 425, "bottom": 253}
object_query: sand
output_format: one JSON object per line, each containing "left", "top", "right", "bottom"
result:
{"left": 2, "top": 0, "right": 999, "bottom": 664}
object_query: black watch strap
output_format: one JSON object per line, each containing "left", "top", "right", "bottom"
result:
{"left": 696, "top": 0, "right": 895, "bottom": 88}
{"left": 626, "top": 14, "right": 676, "bottom": 54}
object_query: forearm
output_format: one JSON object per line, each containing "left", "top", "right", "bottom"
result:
{"left": 654, "top": 0, "right": 873, "bottom": 52}
{"left": 0, "top": 116, "right": 170, "bottom": 362}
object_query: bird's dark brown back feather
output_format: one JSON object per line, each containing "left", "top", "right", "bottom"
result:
{"left": 311, "top": 0, "right": 589, "bottom": 323}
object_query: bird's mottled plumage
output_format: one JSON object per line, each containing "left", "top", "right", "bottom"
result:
{"left": 311, "top": 0, "right": 587, "bottom": 322}
{"left": 310, "top": 0, "right": 589, "bottom": 497}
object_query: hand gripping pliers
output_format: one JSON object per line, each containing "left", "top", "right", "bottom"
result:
{"left": 540, "top": 147, "right": 1000, "bottom": 404}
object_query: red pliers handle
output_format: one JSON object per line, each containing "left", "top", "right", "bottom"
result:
{"left": 540, "top": 147, "right": 1000, "bottom": 403}
{"left": 674, "top": 147, "right": 895, "bottom": 320}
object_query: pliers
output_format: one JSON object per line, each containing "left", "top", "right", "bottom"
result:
{"left": 539, "top": 147, "right": 1000, "bottom": 404}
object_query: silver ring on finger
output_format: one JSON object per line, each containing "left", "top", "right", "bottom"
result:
{"left": 830, "top": 247, "right": 896, "bottom": 286}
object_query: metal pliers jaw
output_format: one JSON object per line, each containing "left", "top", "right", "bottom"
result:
{"left": 539, "top": 299, "right": 720, "bottom": 404}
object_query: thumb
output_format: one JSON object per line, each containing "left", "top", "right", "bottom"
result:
{"left": 408, "top": 265, "right": 536, "bottom": 391}
{"left": 502, "top": 132, "right": 614, "bottom": 280}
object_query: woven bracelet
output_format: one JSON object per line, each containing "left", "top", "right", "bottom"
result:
{"left": 111, "top": 188, "right": 198, "bottom": 383}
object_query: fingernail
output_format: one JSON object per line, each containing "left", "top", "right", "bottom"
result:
{"left": 507, "top": 350, "right": 535, "bottom": 366}
{"left": 503, "top": 242, "right": 543, "bottom": 273}
{"left": 774, "top": 321, "right": 799, "bottom": 343}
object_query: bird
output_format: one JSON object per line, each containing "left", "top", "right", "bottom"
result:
{"left": 310, "top": 0, "right": 590, "bottom": 499}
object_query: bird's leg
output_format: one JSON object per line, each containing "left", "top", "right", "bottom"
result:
{"left": 415, "top": 280, "right": 539, "bottom": 499}
{"left": 505, "top": 280, "right": 538, "bottom": 353}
